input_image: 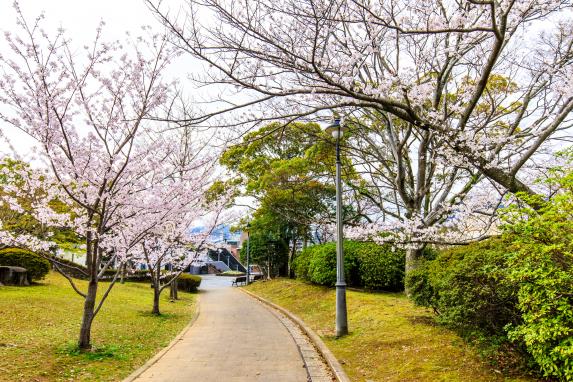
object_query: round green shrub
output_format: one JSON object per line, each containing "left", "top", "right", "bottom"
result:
{"left": 307, "top": 243, "right": 337, "bottom": 286}
{"left": 293, "top": 245, "right": 313, "bottom": 281}
{"left": 176, "top": 273, "right": 202, "bottom": 292}
{"left": 405, "top": 238, "right": 520, "bottom": 337}
{"left": 353, "top": 242, "right": 405, "bottom": 291}
{"left": 302, "top": 242, "right": 360, "bottom": 287}
{"left": 0, "top": 247, "right": 50, "bottom": 282}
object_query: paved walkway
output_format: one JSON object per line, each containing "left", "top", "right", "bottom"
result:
{"left": 132, "top": 276, "right": 314, "bottom": 382}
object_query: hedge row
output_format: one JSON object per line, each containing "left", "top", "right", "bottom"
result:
{"left": 294, "top": 240, "right": 406, "bottom": 291}
{"left": 0, "top": 247, "right": 50, "bottom": 282}
{"left": 176, "top": 274, "right": 201, "bottom": 292}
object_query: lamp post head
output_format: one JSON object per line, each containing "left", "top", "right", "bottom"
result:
{"left": 324, "top": 118, "right": 347, "bottom": 139}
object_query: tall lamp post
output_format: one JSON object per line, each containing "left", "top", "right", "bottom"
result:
{"left": 245, "top": 223, "right": 251, "bottom": 285}
{"left": 325, "top": 118, "right": 348, "bottom": 337}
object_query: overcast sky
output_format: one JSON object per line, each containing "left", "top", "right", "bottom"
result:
{"left": 0, "top": 1, "right": 157, "bottom": 42}
{"left": 0, "top": 0, "right": 205, "bottom": 161}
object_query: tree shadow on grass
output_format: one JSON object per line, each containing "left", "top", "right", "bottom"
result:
{"left": 58, "top": 342, "right": 127, "bottom": 361}
{"left": 136, "top": 311, "right": 180, "bottom": 320}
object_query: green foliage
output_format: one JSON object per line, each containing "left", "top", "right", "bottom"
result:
{"left": 297, "top": 242, "right": 359, "bottom": 286}
{"left": 0, "top": 247, "right": 50, "bottom": 281}
{"left": 306, "top": 242, "right": 359, "bottom": 286}
{"left": 406, "top": 260, "right": 436, "bottom": 309}
{"left": 406, "top": 150, "right": 573, "bottom": 379}
{"left": 406, "top": 239, "right": 520, "bottom": 338}
{"left": 218, "top": 123, "right": 344, "bottom": 277}
{"left": 240, "top": 224, "right": 289, "bottom": 277}
{"left": 0, "top": 158, "right": 82, "bottom": 247}
{"left": 176, "top": 273, "right": 202, "bottom": 293}
{"left": 351, "top": 241, "right": 405, "bottom": 291}
{"left": 294, "top": 240, "right": 405, "bottom": 290}
{"left": 293, "top": 245, "right": 313, "bottom": 281}
{"left": 500, "top": 153, "right": 573, "bottom": 381}
{"left": 59, "top": 343, "right": 126, "bottom": 361}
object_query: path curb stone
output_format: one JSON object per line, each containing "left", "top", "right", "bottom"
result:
{"left": 240, "top": 288, "right": 351, "bottom": 382}
{"left": 122, "top": 295, "right": 201, "bottom": 382}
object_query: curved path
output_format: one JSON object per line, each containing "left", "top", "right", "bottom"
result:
{"left": 131, "top": 276, "right": 311, "bottom": 382}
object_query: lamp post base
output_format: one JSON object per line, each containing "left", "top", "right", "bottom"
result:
{"left": 335, "top": 282, "right": 348, "bottom": 337}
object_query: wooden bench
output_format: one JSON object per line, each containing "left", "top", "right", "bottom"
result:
{"left": 232, "top": 276, "right": 247, "bottom": 286}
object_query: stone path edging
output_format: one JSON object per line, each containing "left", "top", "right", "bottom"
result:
{"left": 239, "top": 288, "right": 351, "bottom": 382}
{"left": 122, "top": 295, "right": 201, "bottom": 382}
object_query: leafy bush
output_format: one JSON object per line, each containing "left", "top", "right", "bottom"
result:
{"left": 306, "top": 243, "right": 337, "bottom": 286}
{"left": 405, "top": 260, "right": 436, "bottom": 309}
{"left": 352, "top": 242, "right": 405, "bottom": 291}
{"left": 293, "top": 245, "right": 313, "bottom": 281}
{"left": 0, "top": 247, "right": 50, "bottom": 282}
{"left": 297, "top": 242, "right": 359, "bottom": 287}
{"left": 501, "top": 163, "right": 573, "bottom": 381}
{"left": 405, "top": 151, "right": 573, "bottom": 380}
{"left": 176, "top": 273, "right": 201, "bottom": 292}
{"left": 294, "top": 240, "right": 404, "bottom": 290}
{"left": 406, "top": 238, "right": 520, "bottom": 337}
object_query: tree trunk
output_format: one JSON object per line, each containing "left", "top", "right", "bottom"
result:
{"left": 152, "top": 285, "right": 161, "bottom": 315}
{"left": 78, "top": 279, "right": 98, "bottom": 350}
{"left": 405, "top": 247, "right": 424, "bottom": 296}
{"left": 170, "top": 279, "right": 178, "bottom": 300}
{"left": 120, "top": 262, "right": 126, "bottom": 285}
{"left": 288, "top": 237, "right": 297, "bottom": 278}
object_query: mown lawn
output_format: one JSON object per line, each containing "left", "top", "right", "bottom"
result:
{"left": 0, "top": 271, "right": 197, "bottom": 381}
{"left": 246, "top": 279, "right": 538, "bottom": 382}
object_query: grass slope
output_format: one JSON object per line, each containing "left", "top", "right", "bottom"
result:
{"left": 246, "top": 279, "right": 537, "bottom": 382}
{"left": 0, "top": 271, "right": 197, "bottom": 381}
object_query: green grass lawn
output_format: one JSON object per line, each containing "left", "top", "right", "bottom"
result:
{"left": 246, "top": 279, "right": 538, "bottom": 382}
{"left": 0, "top": 271, "right": 197, "bottom": 381}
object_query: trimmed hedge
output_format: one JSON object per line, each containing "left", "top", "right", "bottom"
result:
{"left": 176, "top": 273, "right": 201, "bottom": 292}
{"left": 0, "top": 247, "right": 50, "bottom": 282}
{"left": 294, "top": 240, "right": 405, "bottom": 291}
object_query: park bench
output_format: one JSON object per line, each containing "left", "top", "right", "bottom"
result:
{"left": 0, "top": 266, "right": 29, "bottom": 286}
{"left": 232, "top": 276, "right": 247, "bottom": 286}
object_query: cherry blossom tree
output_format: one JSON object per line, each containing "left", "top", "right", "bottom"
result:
{"left": 120, "top": 176, "right": 229, "bottom": 315}
{"left": 148, "top": 0, "right": 572, "bottom": 199}
{"left": 148, "top": 0, "right": 572, "bottom": 272}
{"left": 0, "top": 4, "right": 206, "bottom": 350}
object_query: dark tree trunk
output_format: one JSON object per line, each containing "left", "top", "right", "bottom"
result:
{"left": 288, "top": 236, "right": 297, "bottom": 278}
{"left": 78, "top": 279, "right": 98, "bottom": 350}
{"left": 152, "top": 285, "right": 161, "bottom": 315}
{"left": 78, "top": 232, "right": 97, "bottom": 351}
{"left": 120, "top": 262, "right": 126, "bottom": 284}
